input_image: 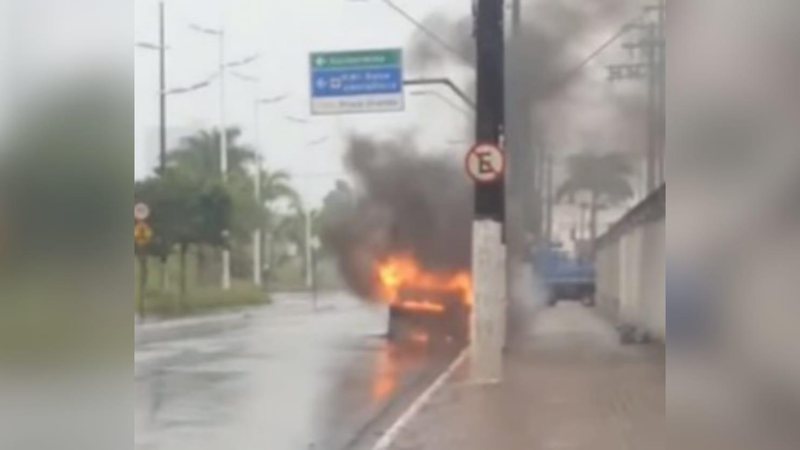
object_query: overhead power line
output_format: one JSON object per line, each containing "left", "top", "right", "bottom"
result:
{"left": 381, "top": 0, "right": 471, "bottom": 65}
{"left": 552, "top": 10, "right": 648, "bottom": 89}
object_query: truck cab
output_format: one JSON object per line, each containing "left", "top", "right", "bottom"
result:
{"left": 532, "top": 243, "right": 596, "bottom": 306}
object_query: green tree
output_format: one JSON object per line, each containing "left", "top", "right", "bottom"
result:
{"left": 163, "top": 127, "right": 303, "bottom": 286}
{"left": 557, "top": 152, "right": 634, "bottom": 251}
{"left": 260, "top": 169, "right": 300, "bottom": 245}
{"left": 168, "top": 127, "right": 254, "bottom": 180}
{"left": 166, "top": 127, "right": 260, "bottom": 282}
{"left": 134, "top": 171, "right": 231, "bottom": 302}
{"left": 260, "top": 169, "right": 299, "bottom": 205}
{"left": 256, "top": 169, "right": 301, "bottom": 284}
{"left": 168, "top": 127, "right": 259, "bottom": 239}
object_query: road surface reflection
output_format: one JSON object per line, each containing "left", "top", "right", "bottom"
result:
{"left": 135, "top": 293, "right": 458, "bottom": 450}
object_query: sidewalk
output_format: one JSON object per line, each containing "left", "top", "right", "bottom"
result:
{"left": 385, "top": 303, "right": 665, "bottom": 450}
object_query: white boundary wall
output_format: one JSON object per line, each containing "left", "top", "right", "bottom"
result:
{"left": 595, "top": 186, "right": 665, "bottom": 341}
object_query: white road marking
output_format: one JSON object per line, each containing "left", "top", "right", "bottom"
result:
{"left": 371, "top": 348, "right": 468, "bottom": 450}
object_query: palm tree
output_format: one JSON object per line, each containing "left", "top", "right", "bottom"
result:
{"left": 166, "top": 127, "right": 257, "bottom": 284}
{"left": 258, "top": 169, "right": 301, "bottom": 286}
{"left": 167, "top": 127, "right": 254, "bottom": 180}
{"left": 557, "top": 152, "right": 634, "bottom": 253}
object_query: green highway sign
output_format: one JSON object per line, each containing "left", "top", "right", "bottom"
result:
{"left": 311, "top": 49, "right": 401, "bottom": 70}
{"left": 310, "top": 48, "right": 404, "bottom": 115}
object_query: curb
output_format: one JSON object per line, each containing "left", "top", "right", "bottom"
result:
{"left": 372, "top": 348, "right": 468, "bottom": 450}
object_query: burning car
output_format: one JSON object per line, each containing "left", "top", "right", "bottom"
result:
{"left": 376, "top": 255, "right": 472, "bottom": 345}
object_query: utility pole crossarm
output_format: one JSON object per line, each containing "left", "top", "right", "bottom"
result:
{"left": 403, "top": 78, "right": 476, "bottom": 110}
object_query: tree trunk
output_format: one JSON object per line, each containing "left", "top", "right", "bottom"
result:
{"left": 196, "top": 244, "right": 206, "bottom": 286}
{"left": 159, "top": 256, "right": 168, "bottom": 291}
{"left": 137, "top": 253, "right": 148, "bottom": 320}
{"left": 179, "top": 243, "right": 188, "bottom": 311}
{"left": 265, "top": 232, "right": 276, "bottom": 291}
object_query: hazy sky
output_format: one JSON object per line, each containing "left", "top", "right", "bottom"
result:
{"left": 135, "top": 0, "right": 473, "bottom": 208}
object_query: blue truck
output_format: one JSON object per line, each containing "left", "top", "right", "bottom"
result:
{"left": 532, "top": 244, "right": 596, "bottom": 306}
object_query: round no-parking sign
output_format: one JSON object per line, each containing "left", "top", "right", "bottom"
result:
{"left": 465, "top": 143, "right": 505, "bottom": 183}
{"left": 134, "top": 202, "right": 151, "bottom": 221}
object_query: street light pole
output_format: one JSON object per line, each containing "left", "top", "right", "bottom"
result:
{"left": 217, "top": 29, "right": 232, "bottom": 291}
{"left": 249, "top": 93, "right": 288, "bottom": 287}
{"left": 158, "top": 0, "right": 167, "bottom": 175}
{"left": 310, "top": 236, "right": 320, "bottom": 311}
{"left": 189, "top": 22, "right": 234, "bottom": 290}
{"left": 305, "top": 209, "right": 313, "bottom": 290}
{"left": 253, "top": 180, "right": 263, "bottom": 290}
{"left": 253, "top": 99, "right": 262, "bottom": 287}
{"left": 136, "top": 2, "right": 169, "bottom": 176}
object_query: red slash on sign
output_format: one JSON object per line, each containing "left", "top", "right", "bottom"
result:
{"left": 465, "top": 143, "right": 505, "bottom": 183}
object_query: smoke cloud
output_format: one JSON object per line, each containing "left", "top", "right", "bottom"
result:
{"left": 321, "top": 135, "right": 472, "bottom": 301}
{"left": 324, "top": 0, "right": 644, "bottom": 301}
{"left": 408, "top": 0, "right": 643, "bottom": 246}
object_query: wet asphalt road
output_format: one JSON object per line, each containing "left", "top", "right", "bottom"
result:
{"left": 135, "top": 292, "right": 459, "bottom": 450}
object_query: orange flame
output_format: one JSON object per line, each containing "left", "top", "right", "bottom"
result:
{"left": 396, "top": 300, "right": 446, "bottom": 314}
{"left": 375, "top": 254, "right": 472, "bottom": 308}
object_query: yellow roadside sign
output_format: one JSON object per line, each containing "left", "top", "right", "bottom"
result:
{"left": 134, "top": 221, "right": 153, "bottom": 247}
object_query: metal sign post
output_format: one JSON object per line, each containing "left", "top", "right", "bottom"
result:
{"left": 134, "top": 203, "right": 153, "bottom": 321}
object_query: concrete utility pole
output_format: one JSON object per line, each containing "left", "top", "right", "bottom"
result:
{"left": 471, "top": 0, "right": 506, "bottom": 383}
{"left": 544, "top": 152, "right": 554, "bottom": 244}
{"left": 654, "top": 0, "right": 666, "bottom": 185}
{"left": 607, "top": 2, "right": 665, "bottom": 193}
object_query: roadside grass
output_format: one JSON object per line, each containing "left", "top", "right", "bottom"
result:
{"left": 134, "top": 248, "right": 344, "bottom": 318}
{"left": 135, "top": 249, "right": 270, "bottom": 318}
{"left": 139, "top": 282, "right": 269, "bottom": 318}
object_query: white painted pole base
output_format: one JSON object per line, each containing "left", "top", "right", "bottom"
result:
{"left": 470, "top": 219, "right": 507, "bottom": 383}
{"left": 252, "top": 229, "right": 262, "bottom": 286}
{"left": 222, "top": 248, "right": 231, "bottom": 290}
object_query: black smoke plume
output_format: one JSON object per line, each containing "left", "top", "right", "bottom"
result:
{"left": 320, "top": 135, "right": 471, "bottom": 301}
{"left": 322, "top": 0, "right": 643, "bottom": 301}
{"left": 409, "top": 0, "right": 642, "bottom": 245}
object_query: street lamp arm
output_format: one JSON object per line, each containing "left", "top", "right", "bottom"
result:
{"left": 135, "top": 42, "right": 168, "bottom": 50}
{"left": 307, "top": 136, "right": 329, "bottom": 147}
{"left": 188, "top": 23, "right": 222, "bottom": 36}
{"left": 225, "top": 53, "right": 260, "bottom": 68}
{"left": 259, "top": 94, "right": 289, "bottom": 104}
{"left": 284, "top": 115, "right": 309, "bottom": 124}
{"left": 163, "top": 72, "right": 219, "bottom": 95}
{"left": 231, "top": 71, "right": 259, "bottom": 83}
{"left": 403, "top": 78, "right": 475, "bottom": 110}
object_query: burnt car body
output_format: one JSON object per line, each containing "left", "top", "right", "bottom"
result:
{"left": 387, "top": 286, "right": 470, "bottom": 345}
